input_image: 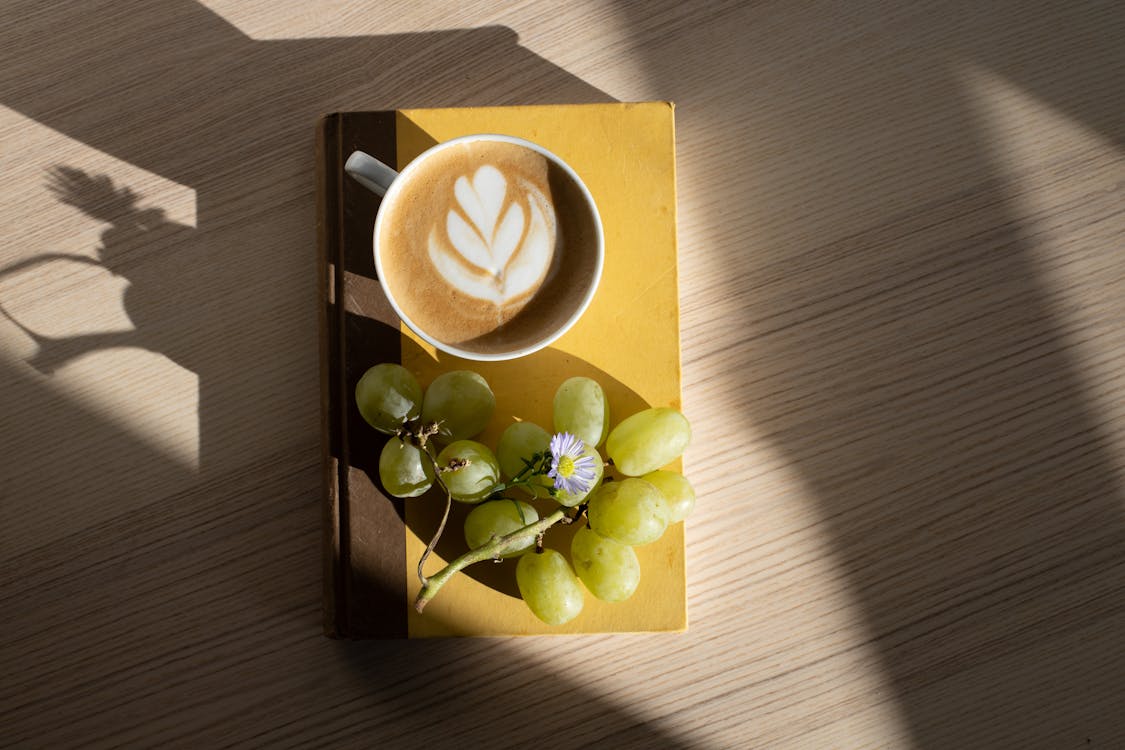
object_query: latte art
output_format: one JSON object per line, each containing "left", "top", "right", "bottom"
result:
{"left": 376, "top": 138, "right": 601, "bottom": 356}
{"left": 428, "top": 164, "right": 556, "bottom": 307}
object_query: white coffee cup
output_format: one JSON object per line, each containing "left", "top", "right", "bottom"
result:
{"left": 345, "top": 134, "right": 604, "bottom": 361}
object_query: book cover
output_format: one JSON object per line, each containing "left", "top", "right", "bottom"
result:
{"left": 317, "top": 102, "right": 684, "bottom": 638}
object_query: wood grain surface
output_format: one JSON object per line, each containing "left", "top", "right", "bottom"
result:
{"left": 2, "top": 1, "right": 1123, "bottom": 747}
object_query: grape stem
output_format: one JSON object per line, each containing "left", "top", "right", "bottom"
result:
{"left": 413, "top": 441, "right": 537, "bottom": 585}
{"left": 415, "top": 441, "right": 455, "bottom": 586}
{"left": 414, "top": 507, "right": 568, "bottom": 613}
{"left": 416, "top": 490, "right": 452, "bottom": 588}
{"left": 485, "top": 451, "right": 554, "bottom": 499}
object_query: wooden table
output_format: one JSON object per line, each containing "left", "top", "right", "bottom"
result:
{"left": 2, "top": 2, "right": 1123, "bottom": 747}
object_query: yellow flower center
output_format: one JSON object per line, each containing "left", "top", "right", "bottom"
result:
{"left": 556, "top": 455, "right": 576, "bottom": 478}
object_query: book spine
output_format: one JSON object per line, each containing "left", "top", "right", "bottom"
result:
{"left": 336, "top": 112, "right": 409, "bottom": 638}
{"left": 318, "top": 111, "right": 410, "bottom": 638}
{"left": 316, "top": 113, "right": 346, "bottom": 637}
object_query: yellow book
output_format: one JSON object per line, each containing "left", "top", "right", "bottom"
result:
{"left": 318, "top": 102, "right": 684, "bottom": 637}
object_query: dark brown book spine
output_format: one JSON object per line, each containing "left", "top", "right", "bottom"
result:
{"left": 318, "top": 112, "right": 409, "bottom": 638}
{"left": 316, "top": 113, "right": 345, "bottom": 637}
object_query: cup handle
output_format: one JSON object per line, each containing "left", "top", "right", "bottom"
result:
{"left": 344, "top": 150, "right": 399, "bottom": 197}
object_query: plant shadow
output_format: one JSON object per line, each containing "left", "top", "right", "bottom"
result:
{"left": 0, "top": 3, "right": 693, "bottom": 747}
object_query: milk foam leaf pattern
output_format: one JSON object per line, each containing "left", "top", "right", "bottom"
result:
{"left": 428, "top": 164, "right": 555, "bottom": 306}
{"left": 450, "top": 165, "right": 525, "bottom": 275}
{"left": 503, "top": 198, "right": 552, "bottom": 298}
{"left": 453, "top": 166, "right": 506, "bottom": 265}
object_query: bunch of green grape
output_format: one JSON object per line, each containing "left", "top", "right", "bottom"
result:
{"left": 355, "top": 363, "right": 498, "bottom": 499}
{"left": 355, "top": 363, "right": 695, "bottom": 626}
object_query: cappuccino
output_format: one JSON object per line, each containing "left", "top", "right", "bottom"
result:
{"left": 376, "top": 139, "right": 600, "bottom": 356}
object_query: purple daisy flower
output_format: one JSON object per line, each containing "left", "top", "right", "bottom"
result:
{"left": 547, "top": 432, "right": 597, "bottom": 496}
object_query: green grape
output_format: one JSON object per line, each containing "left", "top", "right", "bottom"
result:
{"left": 553, "top": 376, "right": 610, "bottom": 447}
{"left": 520, "top": 474, "right": 556, "bottom": 499}
{"left": 554, "top": 445, "right": 604, "bottom": 507}
{"left": 587, "top": 478, "right": 669, "bottom": 545}
{"left": 435, "top": 440, "right": 500, "bottom": 503}
{"left": 420, "top": 370, "right": 495, "bottom": 442}
{"left": 355, "top": 363, "right": 423, "bottom": 434}
{"left": 641, "top": 470, "right": 695, "bottom": 523}
{"left": 464, "top": 499, "right": 539, "bottom": 557}
{"left": 378, "top": 437, "right": 435, "bottom": 498}
{"left": 516, "top": 549, "right": 584, "bottom": 625}
{"left": 570, "top": 526, "right": 640, "bottom": 602}
{"left": 605, "top": 407, "right": 691, "bottom": 476}
{"left": 497, "top": 421, "right": 551, "bottom": 479}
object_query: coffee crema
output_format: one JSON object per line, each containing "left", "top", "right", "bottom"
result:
{"left": 377, "top": 139, "right": 600, "bottom": 355}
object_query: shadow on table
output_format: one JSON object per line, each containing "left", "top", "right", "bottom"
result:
{"left": 333, "top": 568, "right": 686, "bottom": 750}
{"left": 0, "top": 2, "right": 691, "bottom": 748}
{"left": 624, "top": 0, "right": 1125, "bottom": 746}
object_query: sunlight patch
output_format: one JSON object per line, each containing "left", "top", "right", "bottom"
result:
{"left": 958, "top": 62, "right": 1125, "bottom": 477}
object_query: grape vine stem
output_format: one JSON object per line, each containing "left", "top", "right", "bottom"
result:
{"left": 414, "top": 507, "right": 568, "bottom": 613}
{"left": 416, "top": 490, "right": 451, "bottom": 588}
{"left": 415, "top": 445, "right": 551, "bottom": 588}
